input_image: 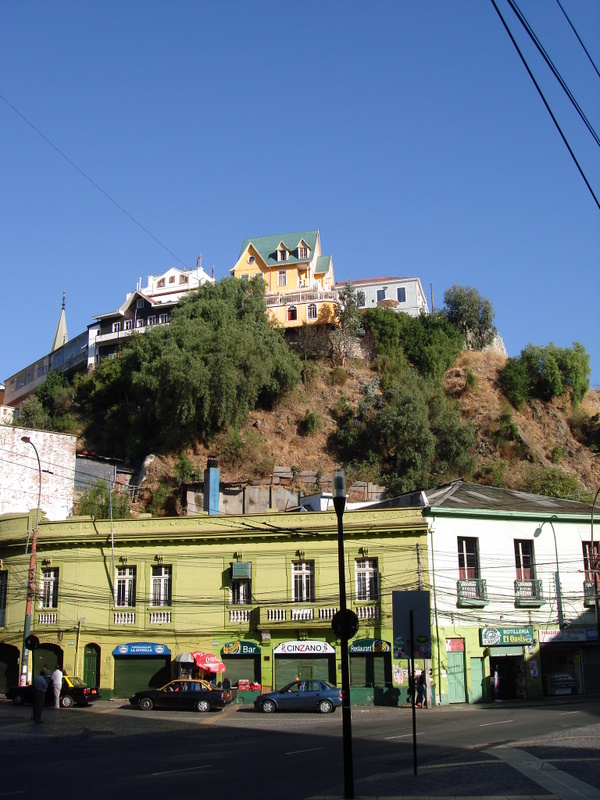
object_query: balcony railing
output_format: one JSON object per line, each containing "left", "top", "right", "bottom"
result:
{"left": 259, "top": 606, "right": 339, "bottom": 626}
{"left": 229, "top": 608, "right": 252, "bottom": 623}
{"left": 37, "top": 612, "right": 58, "bottom": 625}
{"left": 514, "top": 579, "right": 544, "bottom": 607}
{"left": 149, "top": 610, "right": 172, "bottom": 624}
{"left": 584, "top": 579, "right": 598, "bottom": 607}
{"left": 265, "top": 290, "right": 337, "bottom": 308}
{"left": 457, "top": 578, "right": 488, "bottom": 607}
{"left": 355, "top": 605, "right": 380, "bottom": 620}
{"left": 114, "top": 611, "right": 136, "bottom": 625}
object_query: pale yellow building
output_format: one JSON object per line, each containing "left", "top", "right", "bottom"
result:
{"left": 230, "top": 230, "right": 338, "bottom": 328}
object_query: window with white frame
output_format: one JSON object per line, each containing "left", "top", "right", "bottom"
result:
{"left": 136, "top": 318, "right": 144, "bottom": 328}
{"left": 277, "top": 270, "right": 287, "bottom": 287}
{"left": 124, "top": 319, "right": 133, "bottom": 331}
{"left": 458, "top": 537, "right": 479, "bottom": 579}
{"left": 159, "top": 313, "right": 168, "bottom": 324}
{"left": 150, "top": 565, "right": 172, "bottom": 607}
{"left": 115, "top": 566, "right": 136, "bottom": 607}
{"left": 147, "top": 315, "right": 156, "bottom": 326}
{"left": 230, "top": 563, "right": 252, "bottom": 605}
{"left": 287, "top": 306, "right": 298, "bottom": 322}
{"left": 112, "top": 322, "right": 121, "bottom": 333}
{"left": 397, "top": 287, "right": 406, "bottom": 303}
{"left": 376, "top": 288, "right": 386, "bottom": 302}
{"left": 357, "top": 291, "right": 366, "bottom": 308}
{"left": 298, "top": 246, "right": 308, "bottom": 259}
{"left": 307, "top": 303, "right": 317, "bottom": 320}
{"left": 514, "top": 540, "right": 534, "bottom": 579}
{"left": 40, "top": 568, "right": 59, "bottom": 609}
{"left": 355, "top": 558, "right": 379, "bottom": 601}
{"left": 136, "top": 298, "right": 144, "bottom": 309}
{"left": 157, "top": 278, "right": 165, "bottom": 288}
{"left": 292, "top": 561, "right": 314, "bottom": 602}
{"left": 277, "top": 248, "right": 288, "bottom": 262}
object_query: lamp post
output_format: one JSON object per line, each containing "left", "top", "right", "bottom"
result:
{"left": 534, "top": 516, "right": 564, "bottom": 629}
{"left": 591, "top": 486, "right": 600, "bottom": 650}
{"left": 20, "top": 436, "right": 41, "bottom": 686}
{"left": 332, "top": 468, "right": 355, "bottom": 800}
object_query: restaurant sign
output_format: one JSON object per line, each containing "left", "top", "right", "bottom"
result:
{"left": 349, "top": 639, "right": 390, "bottom": 654}
{"left": 112, "top": 642, "right": 170, "bottom": 656}
{"left": 480, "top": 627, "right": 533, "bottom": 646}
{"left": 221, "top": 640, "right": 261, "bottom": 656}
{"left": 274, "top": 641, "right": 335, "bottom": 655}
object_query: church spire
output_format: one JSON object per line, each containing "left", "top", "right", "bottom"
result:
{"left": 50, "top": 292, "right": 68, "bottom": 352}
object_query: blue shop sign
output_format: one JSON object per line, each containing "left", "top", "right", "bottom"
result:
{"left": 112, "top": 642, "right": 171, "bottom": 656}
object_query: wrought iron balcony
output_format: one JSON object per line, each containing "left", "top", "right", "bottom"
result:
{"left": 584, "top": 579, "right": 598, "bottom": 607}
{"left": 457, "top": 578, "right": 488, "bottom": 607}
{"left": 514, "top": 579, "right": 544, "bottom": 607}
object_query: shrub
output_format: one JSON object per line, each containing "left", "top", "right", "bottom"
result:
{"left": 174, "top": 452, "right": 196, "bottom": 483}
{"left": 330, "top": 366, "right": 349, "bottom": 386}
{"left": 299, "top": 411, "right": 322, "bottom": 436}
{"left": 465, "top": 366, "right": 477, "bottom": 392}
{"left": 551, "top": 445, "right": 564, "bottom": 464}
{"left": 74, "top": 481, "right": 131, "bottom": 519}
{"left": 524, "top": 466, "right": 592, "bottom": 502}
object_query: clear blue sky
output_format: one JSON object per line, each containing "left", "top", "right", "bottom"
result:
{"left": 1, "top": 1, "right": 599, "bottom": 389}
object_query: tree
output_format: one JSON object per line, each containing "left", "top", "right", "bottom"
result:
{"left": 331, "top": 281, "right": 363, "bottom": 365}
{"left": 443, "top": 285, "right": 496, "bottom": 350}
{"left": 74, "top": 481, "right": 131, "bottom": 519}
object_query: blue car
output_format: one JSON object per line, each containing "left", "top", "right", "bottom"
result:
{"left": 254, "top": 679, "right": 342, "bottom": 714}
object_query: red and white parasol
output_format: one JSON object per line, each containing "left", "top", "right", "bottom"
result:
{"left": 190, "top": 651, "right": 226, "bottom": 673}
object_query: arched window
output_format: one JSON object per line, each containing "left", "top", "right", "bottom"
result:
{"left": 307, "top": 303, "right": 317, "bottom": 320}
{"left": 287, "top": 306, "right": 298, "bottom": 322}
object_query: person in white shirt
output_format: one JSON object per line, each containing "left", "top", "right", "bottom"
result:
{"left": 51, "top": 665, "right": 63, "bottom": 709}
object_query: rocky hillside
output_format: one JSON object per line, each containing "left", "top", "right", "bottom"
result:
{"left": 138, "top": 351, "right": 600, "bottom": 507}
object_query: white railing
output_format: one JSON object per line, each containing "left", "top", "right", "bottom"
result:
{"left": 265, "top": 290, "right": 338, "bottom": 307}
{"left": 229, "top": 609, "right": 251, "bottom": 623}
{"left": 37, "top": 612, "right": 57, "bottom": 625}
{"left": 267, "top": 608, "right": 287, "bottom": 622}
{"left": 318, "top": 607, "right": 338, "bottom": 620}
{"left": 114, "top": 611, "right": 136, "bottom": 625}
{"left": 291, "top": 608, "right": 314, "bottom": 621}
{"left": 355, "top": 606, "right": 380, "bottom": 620}
{"left": 149, "top": 611, "right": 171, "bottom": 624}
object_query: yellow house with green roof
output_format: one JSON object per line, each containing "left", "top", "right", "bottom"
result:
{"left": 230, "top": 230, "right": 338, "bottom": 328}
{"left": 0, "top": 505, "right": 428, "bottom": 704}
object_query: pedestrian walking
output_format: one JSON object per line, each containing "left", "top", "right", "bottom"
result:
{"left": 51, "top": 664, "right": 63, "bottom": 709}
{"left": 32, "top": 669, "right": 48, "bottom": 723}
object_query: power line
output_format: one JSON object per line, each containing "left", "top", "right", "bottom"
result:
{"left": 0, "top": 93, "right": 189, "bottom": 268}
{"left": 555, "top": 0, "right": 600, "bottom": 81}
{"left": 490, "top": 0, "right": 600, "bottom": 212}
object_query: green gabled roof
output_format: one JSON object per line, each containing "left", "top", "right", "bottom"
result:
{"left": 238, "top": 230, "right": 320, "bottom": 266}
{"left": 315, "top": 255, "right": 332, "bottom": 274}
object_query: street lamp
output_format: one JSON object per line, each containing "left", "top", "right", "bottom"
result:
{"left": 20, "top": 436, "right": 42, "bottom": 686}
{"left": 534, "top": 516, "right": 564, "bottom": 629}
{"left": 332, "top": 468, "right": 355, "bottom": 800}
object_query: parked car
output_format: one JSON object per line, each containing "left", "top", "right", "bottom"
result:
{"left": 6, "top": 675, "right": 101, "bottom": 708}
{"left": 254, "top": 679, "right": 342, "bottom": 714}
{"left": 129, "top": 679, "right": 225, "bottom": 712}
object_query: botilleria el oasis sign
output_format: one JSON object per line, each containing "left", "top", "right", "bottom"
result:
{"left": 480, "top": 627, "right": 534, "bottom": 646}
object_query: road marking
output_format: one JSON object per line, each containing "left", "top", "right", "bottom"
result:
{"left": 384, "top": 733, "right": 423, "bottom": 740}
{"left": 479, "top": 719, "right": 513, "bottom": 727}
{"left": 286, "top": 747, "right": 326, "bottom": 755}
{"left": 488, "top": 745, "right": 600, "bottom": 799}
{"left": 152, "top": 765, "right": 212, "bottom": 776}
{"left": 560, "top": 711, "right": 581, "bottom": 715}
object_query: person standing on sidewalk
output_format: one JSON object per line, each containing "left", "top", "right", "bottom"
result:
{"left": 32, "top": 669, "right": 48, "bottom": 723}
{"left": 51, "top": 664, "right": 63, "bottom": 709}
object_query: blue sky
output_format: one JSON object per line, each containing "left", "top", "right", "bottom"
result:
{"left": 1, "top": 1, "right": 599, "bottom": 389}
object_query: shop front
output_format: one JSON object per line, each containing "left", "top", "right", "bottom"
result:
{"left": 112, "top": 641, "right": 171, "bottom": 698}
{"left": 220, "top": 640, "right": 261, "bottom": 688}
{"left": 349, "top": 639, "right": 392, "bottom": 687}
{"left": 538, "top": 628, "right": 595, "bottom": 695}
{"left": 273, "top": 640, "right": 336, "bottom": 686}
{"left": 481, "top": 627, "right": 533, "bottom": 701}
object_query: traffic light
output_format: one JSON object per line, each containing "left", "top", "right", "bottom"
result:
{"left": 24, "top": 635, "right": 39, "bottom": 651}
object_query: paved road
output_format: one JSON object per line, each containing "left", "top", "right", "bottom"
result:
{"left": 1, "top": 696, "right": 599, "bottom": 799}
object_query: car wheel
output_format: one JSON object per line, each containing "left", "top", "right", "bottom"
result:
{"left": 196, "top": 699, "right": 210, "bottom": 713}
{"left": 61, "top": 695, "right": 74, "bottom": 709}
{"left": 139, "top": 697, "right": 154, "bottom": 711}
{"left": 12, "top": 694, "right": 24, "bottom": 706}
{"left": 318, "top": 699, "right": 333, "bottom": 714}
{"left": 261, "top": 699, "right": 276, "bottom": 713}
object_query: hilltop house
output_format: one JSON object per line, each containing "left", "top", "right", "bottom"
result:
{"left": 337, "top": 276, "right": 429, "bottom": 317}
{"left": 230, "top": 230, "right": 338, "bottom": 329}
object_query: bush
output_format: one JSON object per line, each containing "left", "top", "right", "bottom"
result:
{"left": 74, "top": 481, "right": 131, "bottom": 519}
{"left": 330, "top": 366, "right": 349, "bottom": 386}
{"left": 299, "top": 411, "right": 322, "bottom": 436}
{"left": 174, "top": 452, "right": 196, "bottom": 483}
{"left": 551, "top": 445, "right": 564, "bottom": 464}
{"left": 524, "top": 466, "right": 592, "bottom": 502}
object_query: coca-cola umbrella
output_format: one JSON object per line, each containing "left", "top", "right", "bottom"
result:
{"left": 191, "top": 651, "right": 226, "bottom": 673}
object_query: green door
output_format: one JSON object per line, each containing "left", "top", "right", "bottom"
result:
{"left": 83, "top": 644, "right": 100, "bottom": 687}
{"left": 222, "top": 656, "right": 259, "bottom": 686}
{"left": 113, "top": 657, "right": 170, "bottom": 697}
{"left": 275, "top": 657, "right": 331, "bottom": 687}
{"left": 470, "top": 657, "right": 484, "bottom": 703}
{"left": 447, "top": 651, "right": 466, "bottom": 703}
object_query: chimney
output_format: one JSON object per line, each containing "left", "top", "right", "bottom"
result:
{"left": 203, "top": 457, "right": 220, "bottom": 515}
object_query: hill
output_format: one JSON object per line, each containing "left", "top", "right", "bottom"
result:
{"left": 138, "top": 350, "right": 600, "bottom": 509}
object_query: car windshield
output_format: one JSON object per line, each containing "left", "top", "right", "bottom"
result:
{"left": 68, "top": 676, "right": 86, "bottom": 687}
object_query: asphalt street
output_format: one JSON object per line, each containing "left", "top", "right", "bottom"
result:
{"left": 1, "top": 695, "right": 599, "bottom": 800}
